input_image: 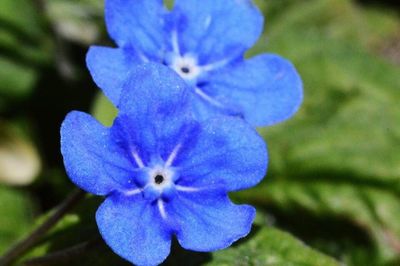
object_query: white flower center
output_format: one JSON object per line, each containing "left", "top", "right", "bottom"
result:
{"left": 170, "top": 55, "right": 201, "bottom": 81}
{"left": 148, "top": 166, "right": 174, "bottom": 191}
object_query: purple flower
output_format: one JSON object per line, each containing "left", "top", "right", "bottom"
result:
{"left": 87, "top": 0, "right": 303, "bottom": 126}
{"left": 61, "top": 65, "right": 268, "bottom": 265}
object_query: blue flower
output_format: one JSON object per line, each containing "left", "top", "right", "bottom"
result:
{"left": 61, "top": 64, "right": 268, "bottom": 265}
{"left": 87, "top": 0, "right": 303, "bottom": 127}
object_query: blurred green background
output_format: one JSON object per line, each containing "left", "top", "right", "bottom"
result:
{"left": 0, "top": 0, "right": 399, "bottom": 265}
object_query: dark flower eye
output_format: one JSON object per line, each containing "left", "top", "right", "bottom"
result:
{"left": 181, "top": 66, "right": 190, "bottom": 74}
{"left": 154, "top": 174, "right": 164, "bottom": 184}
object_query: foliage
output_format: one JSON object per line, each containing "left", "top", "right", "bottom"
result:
{"left": 19, "top": 198, "right": 339, "bottom": 266}
{"left": 0, "top": 186, "right": 35, "bottom": 254}
{"left": 0, "top": 0, "right": 52, "bottom": 109}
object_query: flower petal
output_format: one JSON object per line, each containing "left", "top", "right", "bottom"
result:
{"left": 188, "top": 87, "right": 242, "bottom": 120}
{"left": 86, "top": 46, "right": 140, "bottom": 106}
{"left": 118, "top": 63, "right": 189, "bottom": 116}
{"left": 105, "top": 0, "right": 167, "bottom": 59}
{"left": 96, "top": 194, "right": 172, "bottom": 266}
{"left": 206, "top": 54, "right": 303, "bottom": 126}
{"left": 111, "top": 115, "right": 199, "bottom": 169}
{"left": 171, "top": 0, "right": 263, "bottom": 63}
{"left": 60, "top": 111, "right": 134, "bottom": 195}
{"left": 175, "top": 116, "right": 268, "bottom": 191}
{"left": 168, "top": 188, "right": 255, "bottom": 251}
{"left": 115, "top": 63, "right": 200, "bottom": 166}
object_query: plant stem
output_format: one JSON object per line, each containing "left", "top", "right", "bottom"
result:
{"left": 22, "top": 238, "right": 101, "bottom": 266}
{"left": 0, "top": 189, "right": 86, "bottom": 266}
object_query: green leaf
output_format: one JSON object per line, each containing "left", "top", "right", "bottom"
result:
{"left": 0, "top": 0, "right": 43, "bottom": 39}
{"left": 0, "top": 0, "right": 51, "bottom": 63}
{"left": 253, "top": 0, "right": 400, "bottom": 54}
{"left": 251, "top": 30, "right": 400, "bottom": 266}
{"left": 91, "top": 92, "right": 118, "bottom": 126}
{"left": 0, "top": 0, "right": 52, "bottom": 106}
{"left": 245, "top": 30, "right": 400, "bottom": 263}
{"left": 0, "top": 186, "right": 36, "bottom": 254}
{"left": 235, "top": 180, "right": 400, "bottom": 264}
{"left": 259, "top": 33, "right": 400, "bottom": 186}
{"left": 206, "top": 226, "right": 339, "bottom": 266}
{"left": 242, "top": 0, "right": 400, "bottom": 264}
{"left": 0, "top": 57, "right": 38, "bottom": 100}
